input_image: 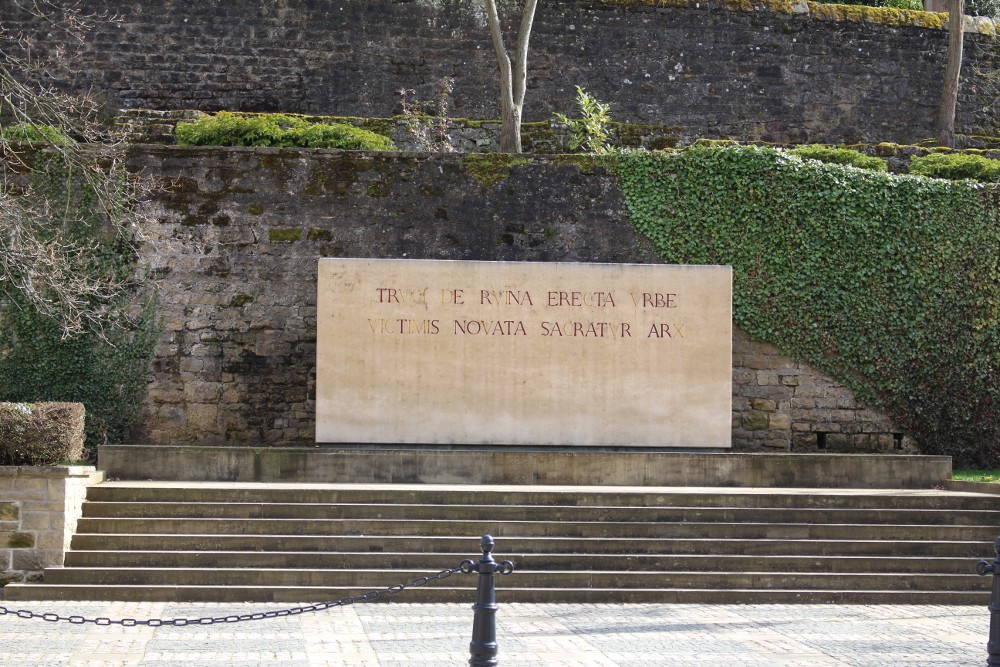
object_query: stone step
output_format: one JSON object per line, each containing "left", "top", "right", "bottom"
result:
{"left": 71, "top": 517, "right": 999, "bottom": 541}
{"left": 60, "top": 550, "right": 984, "bottom": 574}
{"left": 16, "top": 482, "right": 999, "bottom": 604}
{"left": 69, "top": 534, "right": 994, "bottom": 558}
{"left": 83, "top": 484, "right": 1000, "bottom": 511}
{"left": 3, "top": 583, "right": 989, "bottom": 605}
{"left": 78, "top": 501, "right": 1000, "bottom": 526}
{"left": 35, "top": 567, "right": 992, "bottom": 592}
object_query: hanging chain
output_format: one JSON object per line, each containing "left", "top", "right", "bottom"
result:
{"left": 0, "top": 560, "right": 475, "bottom": 627}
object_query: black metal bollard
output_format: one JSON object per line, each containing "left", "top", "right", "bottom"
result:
{"left": 462, "top": 534, "right": 515, "bottom": 667}
{"left": 977, "top": 537, "right": 1000, "bottom": 667}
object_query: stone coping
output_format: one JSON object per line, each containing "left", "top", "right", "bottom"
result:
{"left": 0, "top": 465, "right": 99, "bottom": 478}
{"left": 99, "top": 446, "right": 951, "bottom": 489}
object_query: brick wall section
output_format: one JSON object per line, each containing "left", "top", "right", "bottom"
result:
{"left": 9, "top": 0, "right": 999, "bottom": 144}
{"left": 132, "top": 146, "right": 908, "bottom": 452}
{"left": 0, "top": 467, "right": 103, "bottom": 582}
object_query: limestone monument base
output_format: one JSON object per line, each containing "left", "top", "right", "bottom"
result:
{"left": 98, "top": 445, "right": 951, "bottom": 489}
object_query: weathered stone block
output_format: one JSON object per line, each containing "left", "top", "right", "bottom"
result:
{"left": 744, "top": 411, "right": 770, "bottom": 431}
{"left": 0, "top": 532, "right": 34, "bottom": 548}
{"left": 768, "top": 414, "right": 792, "bottom": 430}
{"left": 755, "top": 370, "right": 779, "bottom": 386}
{"left": 742, "top": 354, "right": 772, "bottom": 370}
{"left": 12, "top": 549, "right": 63, "bottom": 571}
{"left": 184, "top": 382, "right": 224, "bottom": 403}
{"left": 751, "top": 398, "right": 777, "bottom": 412}
{"left": 18, "top": 512, "right": 51, "bottom": 531}
{"left": 187, "top": 404, "right": 220, "bottom": 432}
{"left": 0, "top": 503, "right": 18, "bottom": 521}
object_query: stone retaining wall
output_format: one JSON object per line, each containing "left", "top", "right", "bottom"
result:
{"left": 0, "top": 467, "right": 103, "bottom": 583}
{"left": 133, "top": 146, "right": 911, "bottom": 453}
{"left": 9, "top": 0, "right": 1000, "bottom": 144}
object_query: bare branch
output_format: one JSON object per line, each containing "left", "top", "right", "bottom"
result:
{"left": 0, "top": 0, "right": 152, "bottom": 339}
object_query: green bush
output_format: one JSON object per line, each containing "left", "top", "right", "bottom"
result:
{"left": 789, "top": 145, "right": 888, "bottom": 172}
{"left": 175, "top": 112, "right": 396, "bottom": 150}
{"left": 615, "top": 145, "right": 999, "bottom": 467}
{"left": 909, "top": 152, "right": 1000, "bottom": 182}
{"left": 0, "top": 402, "right": 85, "bottom": 466}
{"left": 0, "top": 123, "right": 72, "bottom": 143}
{"left": 968, "top": 0, "right": 1000, "bottom": 17}
{"left": 553, "top": 86, "right": 614, "bottom": 154}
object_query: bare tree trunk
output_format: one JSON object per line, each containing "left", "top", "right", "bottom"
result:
{"left": 485, "top": 0, "right": 539, "bottom": 153}
{"left": 938, "top": 0, "right": 965, "bottom": 148}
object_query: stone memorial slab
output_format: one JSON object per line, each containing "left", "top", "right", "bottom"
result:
{"left": 316, "top": 259, "right": 732, "bottom": 447}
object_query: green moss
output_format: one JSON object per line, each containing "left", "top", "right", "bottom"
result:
{"left": 613, "top": 122, "right": 683, "bottom": 150}
{"left": 694, "top": 139, "right": 740, "bottom": 147}
{"left": 721, "top": 0, "right": 803, "bottom": 12}
{"left": 0, "top": 503, "right": 18, "bottom": 521}
{"left": 5, "top": 533, "right": 33, "bottom": 549}
{"left": 268, "top": 228, "right": 302, "bottom": 243}
{"left": 551, "top": 154, "right": 614, "bottom": 174}
{"left": 743, "top": 411, "right": 770, "bottom": 431}
{"left": 247, "top": 204, "right": 263, "bottom": 215}
{"left": 463, "top": 153, "right": 531, "bottom": 188}
{"left": 597, "top": 0, "right": 691, "bottom": 8}
{"left": 874, "top": 142, "right": 904, "bottom": 157}
{"left": 229, "top": 293, "right": 254, "bottom": 308}
{"left": 307, "top": 228, "right": 334, "bottom": 242}
{"left": 807, "top": 1, "right": 947, "bottom": 29}
{"left": 304, "top": 158, "right": 370, "bottom": 196}
{"left": 367, "top": 181, "right": 391, "bottom": 197}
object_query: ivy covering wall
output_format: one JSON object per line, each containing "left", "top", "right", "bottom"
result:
{"left": 615, "top": 145, "right": 1000, "bottom": 466}
{"left": 0, "top": 156, "right": 159, "bottom": 450}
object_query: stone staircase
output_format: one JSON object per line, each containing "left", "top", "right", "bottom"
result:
{"left": 4, "top": 481, "right": 997, "bottom": 603}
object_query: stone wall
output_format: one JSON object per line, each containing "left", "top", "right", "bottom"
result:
{"left": 11, "top": 0, "right": 999, "bottom": 144}
{"left": 0, "top": 467, "right": 103, "bottom": 583}
{"left": 732, "top": 329, "right": 912, "bottom": 453}
{"left": 133, "top": 146, "right": 909, "bottom": 453}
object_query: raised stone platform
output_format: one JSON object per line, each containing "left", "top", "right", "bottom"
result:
{"left": 98, "top": 446, "right": 950, "bottom": 489}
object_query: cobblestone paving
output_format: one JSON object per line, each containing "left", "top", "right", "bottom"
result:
{"left": 0, "top": 602, "right": 987, "bottom": 666}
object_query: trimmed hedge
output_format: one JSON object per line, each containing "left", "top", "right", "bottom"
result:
{"left": 0, "top": 403, "right": 85, "bottom": 466}
{"left": 789, "top": 145, "right": 887, "bottom": 172}
{"left": 909, "top": 153, "right": 1000, "bottom": 182}
{"left": 615, "top": 145, "right": 1000, "bottom": 466}
{"left": 175, "top": 112, "right": 396, "bottom": 150}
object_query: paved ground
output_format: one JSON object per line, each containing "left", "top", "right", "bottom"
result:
{"left": 0, "top": 600, "right": 987, "bottom": 666}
